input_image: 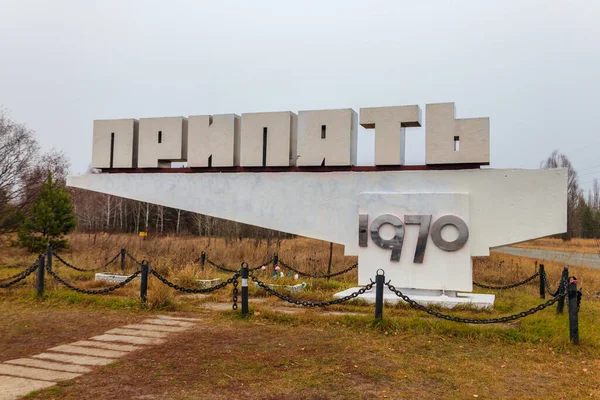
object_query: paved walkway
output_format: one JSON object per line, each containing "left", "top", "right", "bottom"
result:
{"left": 492, "top": 247, "right": 600, "bottom": 269}
{"left": 0, "top": 315, "right": 200, "bottom": 400}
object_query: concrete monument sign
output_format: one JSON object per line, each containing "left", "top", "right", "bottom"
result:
{"left": 71, "top": 102, "right": 567, "bottom": 308}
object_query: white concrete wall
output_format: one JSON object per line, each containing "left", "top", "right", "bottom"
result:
{"left": 240, "top": 112, "right": 297, "bottom": 166}
{"left": 426, "top": 103, "right": 490, "bottom": 165}
{"left": 68, "top": 168, "right": 567, "bottom": 258}
{"left": 92, "top": 119, "right": 138, "bottom": 168}
{"left": 297, "top": 109, "right": 358, "bottom": 166}
{"left": 187, "top": 114, "right": 240, "bottom": 167}
{"left": 359, "top": 105, "right": 422, "bottom": 165}
{"left": 138, "top": 117, "right": 188, "bottom": 168}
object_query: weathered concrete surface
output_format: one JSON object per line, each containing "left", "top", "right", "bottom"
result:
{"left": 123, "top": 323, "right": 188, "bottom": 333}
{"left": 90, "top": 334, "right": 166, "bottom": 345}
{"left": 0, "top": 376, "right": 55, "bottom": 400}
{"left": 142, "top": 319, "right": 195, "bottom": 327}
{"left": 0, "top": 363, "right": 80, "bottom": 381}
{"left": 156, "top": 315, "right": 201, "bottom": 322}
{"left": 106, "top": 328, "right": 169, "bottom": 338}
{"left": 33, "top": 352, "right": 115, "bottom": 366}
{"left": 492, "top": 247, "right": 600, "bottom": 269}
{"left": 71, "top": 340, "right": 140, "bottom": 352}
{"left": 48, "top": 344, "right": 128, "bottom": 359}
{"left": 5, "top": 358, "right": 91, "bottom": 373}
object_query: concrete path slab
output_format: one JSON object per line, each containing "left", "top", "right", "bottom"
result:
{"left": 142, "top": 319, "right": 195, "bottom": 327}
{"left": 72, "top": 340, "right": 140, "bottom": 352}
{"left": 156, "top": 315, "right": 201, "bottom": 322}
{"left": 123, "top": 323, "right": 188, "bottom": 333}
{"left": 0, "top": 363, "right": 81, "bottom": 381}
{"left": 492, "top": 246, "right": 600, "bottom": 269}
{"left": 90, "top": 334, "right": 166, "bottom": 345}
{"left": 5, "top": 358, "right": 91, "bottom": 374}
{"left": 106, "top": 328, "right": 168, "bottom": 338}
{"left": 33, "top": 352, "right": 115, "bottom": 366}
{"left": 0, "top": 375, "right": 56, "bottom": 400}
{"left": 48, "top": 344, "right": 128, "bottom": 359}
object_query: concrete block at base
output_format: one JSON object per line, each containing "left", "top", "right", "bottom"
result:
{"left": 48, "top": 344, "right": 128, "bottom": 359}
{"left": 95, "top": 273, "right": 140, "bottom": 283}
{"left": 5, "top": 358, "right": 92, "bottom": 374}
{"left": 0, "top": 375, "right": 56, "bottom": 400}
{"left": 0, "top": 363, "right": 81, "bottom": 381}
{"left": 333, "top": 287, "right": 495, "bottom": 309}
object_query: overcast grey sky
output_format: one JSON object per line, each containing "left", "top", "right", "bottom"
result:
{"left": 1, "top": 1, "right": 599, "bottom": 192}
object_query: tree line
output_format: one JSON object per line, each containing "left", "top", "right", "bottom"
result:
{"left": 1, "top": 111, "right": 598, "bottom": 249}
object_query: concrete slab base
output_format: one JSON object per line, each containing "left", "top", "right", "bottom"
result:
{"left": 106, "top": 328, "right": 169, "bottom": 338}
{"left": 123, "top": 323, "right": 189, "bottom": 333}
{"left": 5, "top": 358, "right": 92, "bottom": 374}
{"left": 71, "top": 340, "right": 140, "bottom": 352}
{"left": 142, "top": 319, "right": 195, "bottom": 327}
{"left": 333, "top": 287, "right": 495, "bottom": 309}
{"left": 156, "top": 315, "right": 201, "bottom": 322}
{"left": 48, "top": 344, "right": 129, "bottom": 358}
{"left": 0, "top": 375, "right": 56, "bottom": 400}
{"left": 90, "top": 334, "right": 166, "bottom": 345}
{"left": 0, "top": 363, "right": 81, "bottom": 381}
{"left": 33, "top": 352, "right": 115, "bottom": 366}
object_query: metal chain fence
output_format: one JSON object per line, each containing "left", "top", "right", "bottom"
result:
{"left": 126, "top": 251, "right": 145, "bottom": 267}
{"left": 277, "top": 259, "right": 358, "bottom": 279}
{"left": 205, "top": 258, "right": 239, "bottom": 273}
{"left": 0, "top": 262, "right": 39, "bottom": 288}
{"left": 150, "top": 269, "right": 241, "bottom": 295}
{"left": 472, "top": 271, "right": 540, "bottom": 290}
{"left": 250, "top": 274, "right": 374, "bottom": 307}
{"left": 385, "top": 281, "right": 566, "bottom": 324}
{"left": 45, "top": 264, "right": 141, "bottom": 294}
{"left": 52, "top": 251, "right": 120, "bottom": 272}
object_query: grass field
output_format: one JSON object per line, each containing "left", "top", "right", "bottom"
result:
{"left": 1, "top": 234, "right": 600, "bottom": 399}
{"left": 514, "top": 237, "right": 600, "bottom": 255}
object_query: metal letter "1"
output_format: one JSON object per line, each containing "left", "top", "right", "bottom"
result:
{"left": 370, "top": 214, "right": 404, "bottom": 262}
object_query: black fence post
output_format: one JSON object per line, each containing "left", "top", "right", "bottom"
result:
{"left": 120, "top": 248, "right": 126, "bottom": 270}
{"left": 140, "top": 261, "right": 149, "bottom": 304}
{"left": 539, "top": 264, "right": 545, "bottom": 299}
{"left": 36, "top": 256, "right": 45, "bottom": 297}
{"left": 46, "top": 245, "right": 53, "bottom": 272}
{"left": 200, "top": 251, "right": 206, "bottom": 272}
{"left": 273, "top": 253, "right": 279, "bottom": 276}
{"left": 375, "top": 271, "right": 385, "bottom": 320}
{"left": 568, "top": 278, "right": 579, "bottom": 344}
{"left": 557, "top": 266, "right": 569, "bottom": 314}
{"left": 241, "top": 262, "right": 249, "bottom": 315}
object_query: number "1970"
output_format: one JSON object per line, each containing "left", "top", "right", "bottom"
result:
{"left": 358, "top": 214, "right": 469, "bottom": 263}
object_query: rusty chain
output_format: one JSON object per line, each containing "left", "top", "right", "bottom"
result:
{"left": 150, "top": 268, "right": 241, "bottom": 294}
{"left": 278, "top": 259, "right": 358, "bottom": 279}
{"left": 250, "top": 274, "right": 374, "bottom": 307}
{"left": 52, "top": 251, "right": 121, "bottom": 272}
{"left": 385, "top": 281, "right": 566, "bottom": 324}
{"left": 0, "top": 261, "right": 39, "bottom": 288}
{"left": 472, "top": 271, "right": 540, "bottom": 290}
{"left": 45, "top": 264, "right": 141, "bottom": 294}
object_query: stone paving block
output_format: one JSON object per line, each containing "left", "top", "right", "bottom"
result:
{"left": 106, "top": 328, "right": 168, "bottom": 338}
{"left": 142, "top": 318, "right": 195, "bottom": 327}
{"left": 156, "top": 315, "right": 201, "bottom": 322}
{"left": 5, "top": 358, "right": 91, "bottom": 374}
{"left": 123, "top": 323, "right": 188, "bottom": 333}
{"left": 90, "top": 334, "right": 166, "bottom": 345}
{"left": 0, "top": 375, "right": 56, "bottom": 400}
{"left": 48, "top": 344, "right": 128, "bottom": 359}
{"left": 33, "top": 352, "right": 115, "bottom": 366}
{"left": 72, "top": 340, "right": 140, "bottom": 352}
{"left": 0, "top": 363, "right": 81, "bottom": 381}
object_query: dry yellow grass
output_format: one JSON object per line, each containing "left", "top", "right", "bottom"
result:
{"left": 515, "top": 237, "right": 600, "bottom": 254}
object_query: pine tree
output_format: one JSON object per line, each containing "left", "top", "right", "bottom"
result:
{"left": 18, "top": 171, "right": 77, "bottom": 252}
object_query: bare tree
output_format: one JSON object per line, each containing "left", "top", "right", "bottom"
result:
{"left": 541, "top": 150, "right": 583, "bottom": 239}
